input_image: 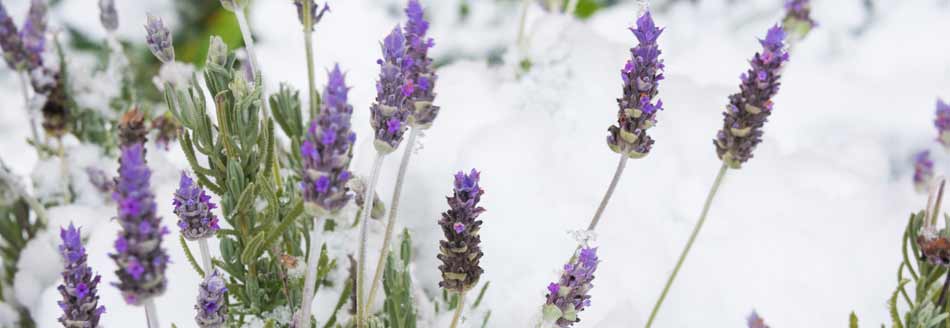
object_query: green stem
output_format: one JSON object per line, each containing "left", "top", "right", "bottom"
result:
{"left": 357, "top": 152, "right": 386, "bottom": 327}
{"left": 450, "top": 291, "right": 467, "bottom": 328}
{"left": 366, "top": 128, "right": 418, "bottom": 309}
{"left": 644, "top": 164, "right": 728, "bottom": 328}
{"left": 302, "top": 0, "right": 318, "bottom": 120}
{"left": 234, "top": 7, "right": 271, "bottom": 119}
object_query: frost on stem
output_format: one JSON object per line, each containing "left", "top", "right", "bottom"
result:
{"left": 437, "top": 169, "right": 485, "bottom": 292}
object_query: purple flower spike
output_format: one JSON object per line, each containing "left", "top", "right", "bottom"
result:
{"left": 20, "top": 0, "right": 48, "bottom": 71}
{"left": 110, "top": 143, "right": 168, "bottom": 305}
{"left": 99, "top": 0, "right": 119, "bottom": 32}
{"left": 747, "top": 311, "right": 771, "bottom": 328}
{"left": 370, "top": 26, "right": 412, "bottom": 154}
{"left": 782, "top": 0, "right": 816, "bottom": 40}
{"left": 174, "top": 172, "right": 220, "bottom": 240}
{"left": 438, "top": 169, "right": 485, "bottom": 292}
{"left": 195, "top": 269, "right": 228, "bottom": 328}
{"left": 914, "top": 150, "right": 935, "bottom": 194}
{"left": 714, "top": 25, "right": 789, "bottom": 169}
{"left": 0, "top": 2, "right": 27, "bottom": 70}
{"left": 607, "top": 11, "right": 664, "bottom": 159}
{"left": 144, "top": 14, "right": 174, "bottom": 63}
{"left": 542, "top": 247, "right": 599, "bottom": 327}
{"left": 294, "top": 0, "right": 330, "bottom": 31}
{"left": 403, "top": 0, "right": 440, "bottom": 129}
{"left": 935, "top": 99, "right": 950, "bottom": 149}
{"left": 58, "top": 223, "right": 106, "bottom": 328}
{"left": 301, "top": 64, "right": 356, "bottom": 216}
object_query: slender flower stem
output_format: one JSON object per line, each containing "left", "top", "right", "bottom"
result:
{"left": 234, "top": 7, "right": 271, "bottom": 119}
{"left": 301, "top": 0, "right": 318, "bottom": 120}
{"left": 198, "top": 238, "right": 213, "bottom": 276}
{"left": 57, "top": 138, "right": 70, "bottom": 204}
{"left": 587, "top": 155, "right": 628, "bottom": 231}
{"left": 357, "top": 152, "right": 386, "bottom": 327}
{"left": 297, "top": 215, "right": 324, "bottom": 328}
{"left": 450, "top": 291, "right": 467, "bottom": 328}
{"left": 516, "top": 0, "right": 530, "bottom": 51}
{"left": 18, "top": 72, "right": 41, "bottom": 148}
{"left": 644, "top": 164, "right": 728, "bottom": 328}
{"left": 144, "top": 299, "right": 160, "bottom": 328}
{"left": 366, "top": 128, "right": 418, "bottom": 309}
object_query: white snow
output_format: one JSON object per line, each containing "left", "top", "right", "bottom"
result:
{"left": 1, "top": 0, "right": 950, "bottom": 327}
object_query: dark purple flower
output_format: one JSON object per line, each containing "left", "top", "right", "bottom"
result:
{"left": 293, "top": 0, "right": 330, "bottom": 31}
{"left": 747, "top": 311, "right": 770, "bottom": 328}
{"left": 935, "top": 99, "right": 950, "bottom": 149}
{"left": 437, "top": 169, "right": 485, "bottom": 292}
{"left": 144, "top": 14, "right": 174, "bottom": 63}
{"left": 370, "top": 26, "right": 412, "bottom": 154}
{"left": 607, "top": 11, "right": 664, "bottom": 159}
{"left": 914, "top": 150, "right": 935, "bottom": 194}
{"left": 195, "top": 269, "right": 228, "bottom": 328}
{"left": 58, "top": 223, "right": 106, "bottom": 328}
{"left": 0, "top": 2, "right": 26, "bottom": 70}
{"left": 110, "top": 143, "right": 168, "bottom": 305}
{"left": 99, "top": 0, "right": 118, "bottom": 32}
{"left": 301, "top": 64, "right": 356, "bottom": 216}
{"left": 713, "top": 25, "right": 789, "bottom": 169}
{"left": 542, "top": 247, "right": 599, "bottom": 327}
{"left": 20, "top": 0, "right": 47, "bottom": 72}
{"left": 403, "top": 0, "right": 440, "bottom": 129}
{"left": 782, "top": 0, "right": 816, "bottom": 40}
{"left": 174, "top": 172, "right": 220, "bottom": 240}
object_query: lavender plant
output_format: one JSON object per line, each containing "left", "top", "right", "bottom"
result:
{"left": 366, "top": 0, "right": 442, "bottom": 313}
{"left": 915, "top": 151, "right": 935, "bottom": 194}
{"left": 645, "top": 25, "right": 790, "bottom": 328}
{"left": 174, "top": 172, "right": 220, "bottom": 274}
{"left": 195, "top": 269, "right": 228, "bottom": 328}
{"left": 57, "top": 223, "right": 106, "bottom": 328}
{"left": 541, "top": 247, "right": 599, "bottom": 327}
{"left": 356, "top": 25, "right": 413, "bottom": 326}
{"left": 935, "top": 99, "right": 950, "bottom": 150}
{"left": 782, "top": 0, "right": 817, "bottom": 42}
{"left": 747, "top": 311, "right": 770, "bottom": 328}
{"left": 437, "top": 169, "right": 485, "bottom": 328}
{"left": 110, "top": 143, "right": 168, "bottom": 327}
{"left": 293, "top": 0, "right": 330, "bottom": 119}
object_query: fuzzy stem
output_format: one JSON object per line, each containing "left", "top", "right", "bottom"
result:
{"left": 57, "top": 138, "right": 70, "bottom": 204}
{"left": 357, "top": 153, "right": 386, "bottom": 327}
{"left": 366, "top": 128, "right": 419, "bottom": 310}
{"left": 644, "top": 164, "right": 728, "bottom": 328}
{"left": 198, "top": 238, "right": 213, "bottom": 276}
{"left": 587, "top": 155, "right": 628, "bottom": 231}
{"left": 144, "top": 299, "right": 160, "bottom": 328}
{"left": 17, "top": 72, "right": 41, "bottom": 148}
{"left": 234, "top": 7, "right": 271, "bottom": 119}
{"left": 297, "top": 215, "right": 324, "bottom": 328}
{"left": 564, "top": 0, "right": 580, "bottom": 16}
{"left": 450, "top": 291, "right": 467, "bottom": 328}
{"left": 301, "top": 0, "right": 318, "bottom": 120}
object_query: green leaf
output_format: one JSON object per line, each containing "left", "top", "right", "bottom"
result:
{"left": 849, "top": 311, "right": 859, "bottom": 328}
{"left": 180, "top": 235, "right": 206, "bottom": 277}
{"left": 891, "top": 279, "right": 909, "bottom": 328}
{"left": 241, "top": 232, "right": 268, "bottom": 265}
{"left": 472, "top": 281, "right": 490, "bottom": 309}
{"left": 322, "top": 277, "right": 353, "bottom": 328}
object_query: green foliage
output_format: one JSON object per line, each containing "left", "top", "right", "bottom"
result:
{"left": 165, "top": 39, "right": 306, "bottom": 324}
{"left": 850, "top": 312, "right": 859, "bottom": 328}
{"left": 890, "top": 211, "right": 950, "bottom": 328}
{"left": 0, "top": 167, "right": 44, "bottom": 328}
{"left": 383, "top": 229, "right": 418, "bottom": 328}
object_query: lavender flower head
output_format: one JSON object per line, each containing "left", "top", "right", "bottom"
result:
{"left": 370, "top": 26, "right": 413, "bottom": 154}
{"left": 542, "top": 247, "right": 599, "bottom": 327}
{"left": 20, "top": 0, "right": 47, "bottom": 71}
{"left": 145, "top": 14, "right": 174, "bottom": 63}
{"left": 58, "top": 223, "right": 106, "bottom": 328}
{"left": 110, "top": 143, "right": 169, "bottom": 305}
{"left": 713, "top": 25, "right": 789, "bottom": 169}
{"left": 174, "top": 172, "right": 220, "bottom": 240}
{"left": 403, "top": 0, "right": 440, "bottom": 129}
{"left": 607, "top": 11, "right": 664, "bottom": 159}
{"left": 914, "top": 150, "right": 935, "bottom": 194}
{"left": 195, "top": 269, "right": 228, "bottom": 328}
{"left": 747, "top": 311, "right": 770, "bottom": 328}
{"left": 782, "top": 0, "right": 816, "bottom": 40}
{"left": 301, "top": 64, "right": 356, "bottom": 216}
{"left": 437, "top": 169, "right": 485, "bottom": 292}
{"left": 935, "top": 99, "right": 950, "bottom": 149}
{"left": 99, "top": 0, "right": 118, "bottom": 32}
{"left": 294, "top": 0, "right": 330, "bottom": 31}
{"left": 0, "top": 2, "right": 26, "bottom": 70}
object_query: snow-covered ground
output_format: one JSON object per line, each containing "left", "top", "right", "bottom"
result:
{"left": 3, "top": 0, "right": 950, "bottom": 327}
